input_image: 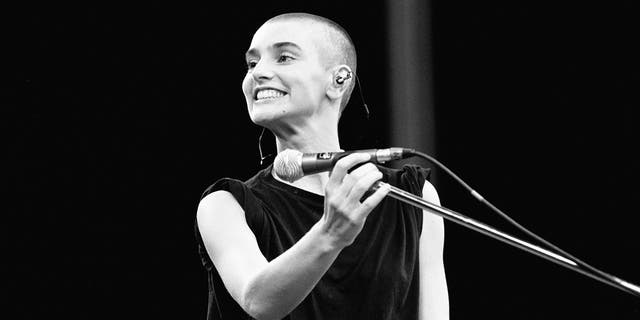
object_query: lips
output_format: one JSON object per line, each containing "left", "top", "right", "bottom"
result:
{"left": 253, "top": 87, "right": 288, "bottom": 101}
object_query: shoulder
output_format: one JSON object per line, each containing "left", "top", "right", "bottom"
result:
{"left": 200, "top": 166, "right": 270, "bottom": 201}
{"left": 379, "top": 164, "right": 432, "bottom": 193}
{"left": 198, "top": 190, "right": 240, "bottom": 215}
{"left": 422, "top": 180, "right": 440, "bottom": 205}
{"left": 198, "top": 165, "right": 274, "bottom": 211}
{"left": 197, "top": 190, "right": 247, "bottom": 238}
{"left": 197, "top": 168, "right": 272, "bottom": 233}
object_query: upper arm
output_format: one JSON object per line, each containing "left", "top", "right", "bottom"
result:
{"left": 418, "top": 180, "right": 449, "bottom": 320}
{"left": 196, "top": 191, "right": 269, "bottom": 306}
{"left": 420, "top": 181, "right": 444, "bottom": 259}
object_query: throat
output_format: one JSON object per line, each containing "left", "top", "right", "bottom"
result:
{"left": 273, "top": 170, "right": 328, "bottom": 196}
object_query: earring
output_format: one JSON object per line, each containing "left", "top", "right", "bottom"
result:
{"left": 336, "top": 70, "right": 352, "bottom": 85}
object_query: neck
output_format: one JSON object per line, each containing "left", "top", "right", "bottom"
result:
{"left": 274, "top": 129, "right": 340, "bottom": 154}
{"left": 268, "top": 113, "right": 341, "bottom": 195}
{"left": 271, "top": 113, "right": 341, "bottom": 154}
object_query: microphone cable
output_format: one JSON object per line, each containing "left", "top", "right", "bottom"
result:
{"left": 408, "top": 149, "right": 640, "bottom": 297}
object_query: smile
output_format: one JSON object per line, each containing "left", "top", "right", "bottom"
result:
{"left": 254, "top": 88, "right": 288, "bottom": 101}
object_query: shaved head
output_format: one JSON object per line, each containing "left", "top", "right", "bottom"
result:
{"left": 265, "top": 13, "right": 357, "bottom": 112}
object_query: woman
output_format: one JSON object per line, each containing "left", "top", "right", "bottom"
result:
{"left": 196, "top": 13, "right": 448, "bottom": 320}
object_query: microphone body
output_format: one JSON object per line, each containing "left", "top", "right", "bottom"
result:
{"left": 274, "top": 148, "right": 414, "bottom": 182}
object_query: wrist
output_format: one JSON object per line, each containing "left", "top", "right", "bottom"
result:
{"left": 309, "top": 220, "right": 348, "bottom": 253}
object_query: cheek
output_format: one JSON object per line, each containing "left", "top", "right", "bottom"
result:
{"left": 242, "top": 74, "right": 254, "bottom": 113}
{"left": 306, "top": 70, "right": 329, "bottom": 96}
{"left": 241, "top": 74, "right": 252, "bottom": 98}
{"left": 289, "top": 73, "right": 327, "bottom": 102}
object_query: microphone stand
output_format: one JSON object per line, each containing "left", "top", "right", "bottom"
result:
{"left": 375, "top": 181, "right": 640, "bottom": 298}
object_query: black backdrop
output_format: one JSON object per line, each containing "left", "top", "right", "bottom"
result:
{"left": 6, "top": 2, "right": 639, "bottom": 319}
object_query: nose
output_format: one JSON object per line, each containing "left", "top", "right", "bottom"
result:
{"left": 251, "top": 59, "right": 274, "bottom": 82}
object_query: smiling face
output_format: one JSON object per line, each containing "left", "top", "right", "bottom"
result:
{"left": 242, "top": 19, "right": 333, "bottom": 128}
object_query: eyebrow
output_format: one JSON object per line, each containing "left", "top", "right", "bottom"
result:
{"left": 245, "top": 42, "right": 302, "bottom": 59}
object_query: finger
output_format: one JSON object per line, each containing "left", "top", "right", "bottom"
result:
{"left": 338, "top": 162, "right": 378, "bottom": 195}
{"left": 348, "top": 162, "right": 378, "bottom": 180}
{"left": 345, "top": 169, "right": 383, "bottom": 204}
{"left": 357, "top": 182, "right": 391, "bottom": 214}
{"left": 327, "top": 153, "right": 371, "bottom": 187}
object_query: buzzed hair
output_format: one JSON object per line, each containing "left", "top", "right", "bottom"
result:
{"left": 266, "top": 13, "right": 357, "bottom": 113}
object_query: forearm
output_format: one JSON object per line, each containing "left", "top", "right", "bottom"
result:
{"left": 242, "top": 221, "right": 342, "bottom": 320}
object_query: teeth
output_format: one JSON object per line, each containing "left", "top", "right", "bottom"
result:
{"left": 256, "top": 89, "right": 286, "bottom": 100}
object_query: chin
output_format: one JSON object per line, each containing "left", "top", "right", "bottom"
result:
{"left": 248, "top": 97, "right": 293, "bottom": 119}
{"left": 248, "top": 106, "right": 288, "bottom": 127}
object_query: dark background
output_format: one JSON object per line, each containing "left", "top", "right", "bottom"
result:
{"left": 6, "top": 1, "right": 639, "bottom": 319}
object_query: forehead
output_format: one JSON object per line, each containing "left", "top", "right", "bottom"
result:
{"left": 248, "top": 20, "right": 326, "bottom": 54}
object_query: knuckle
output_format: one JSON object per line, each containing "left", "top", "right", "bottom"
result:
{"left": 334, "top": 160, "right": 349, "bottom": 171}
{"left": 343, "top": 173, "right": 355, "bottom": 184}
{"left": 360, "top": 201, "right": 373, "bottom": 210}
{"left": 338, "top": 212, "right": 359, "bottom": 225}
{"left": 324, "top": 191, "right": 333, "bottom": 201}
{"left": 347, "top": 217, "right": 360, "bottom": 227}
{"left": 354, "top": 179, "right": 372, "bottom": 192}
{"left": 337, "top": 153, "right": 366, "bottom": 168}
{"left": 352, "top": 163, "right": 375, "bottom": 178}
{"left": 339, "top": 204, "right": 351, "bottom": 215}
{"left": 327, "top": 194, "right": 339, "bottom": 206}
{"left": 363, "top": 163, "right": 377, "bottom": 171}
{"left": 364, "top": 171, "right": 383, "bottom": 183}
{"left": 324, "top": 184, "right": 333, "bottom": 195}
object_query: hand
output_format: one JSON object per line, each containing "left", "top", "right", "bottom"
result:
{"left": 319, "top": 153, "right": 390, "bottom": 249}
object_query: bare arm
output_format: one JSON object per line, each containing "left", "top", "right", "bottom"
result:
{"left": 418, "top": 180, "right": 449, "bottom": 320}
{"left": 196, "top": 153, "right": 390, "bottom": 320}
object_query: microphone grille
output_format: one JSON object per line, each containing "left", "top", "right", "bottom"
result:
{"left": 273, "top": 149, "right": 304, "bottom": 182}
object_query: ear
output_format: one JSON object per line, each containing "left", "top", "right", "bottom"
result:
{"left": 326, "top": 65, "right": 352, "bottom": 101}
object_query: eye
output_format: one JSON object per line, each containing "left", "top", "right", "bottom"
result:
{"left": 277, "top": 53, "right": 294, "bottom": 63}
{"left": 246, "top": 59, "right": 258, "bottom": 70}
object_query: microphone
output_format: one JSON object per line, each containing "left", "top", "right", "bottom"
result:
{"left": 273, "top": 148, "right": 415, "bottom": 182}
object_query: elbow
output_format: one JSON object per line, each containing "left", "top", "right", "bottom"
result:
{"left": 242, "top": 282, "right": 282, "bottom": 320}
{"left": 244, "top": 298, "right": 273, "bottom": 320}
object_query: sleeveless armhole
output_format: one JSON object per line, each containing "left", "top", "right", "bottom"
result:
{"left": 397, "top": 165, "right": 431, "bottom": 195}
{"left": 390, "top": 165, "right": 432, "bottom": 237}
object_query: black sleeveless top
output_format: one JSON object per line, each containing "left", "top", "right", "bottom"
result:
{"left": 195, "top": 164, "right": 431, "bottom": 320}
